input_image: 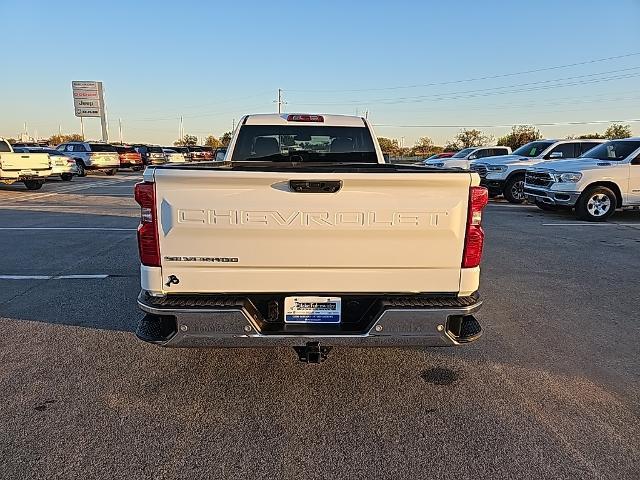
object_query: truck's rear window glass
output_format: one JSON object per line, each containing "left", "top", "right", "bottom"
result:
{"left": 231, "top": 125, "right": 377, "bottom": 163}
{"left": 89, "top": 144, "right": 116, "bottom": 152}
{"left": 580, "top": 141, "right": 640, "bottom": 161}
{"left": 148, "top": 146, "right": 164, "bottom": 153}
{"left": 0, "top": 141, "right": 11, "bottom": 152}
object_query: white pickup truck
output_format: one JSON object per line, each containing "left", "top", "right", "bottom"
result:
{"left": 134, "top": 114, "right": 488, "bottom": 362}
{"left": 0, "top": 138, "right": 52, "bottom": 190}
{"left": 470, "top": 139, "right": 605, "bottom": 203}
{"left": 524, "top": 138, "right": 640, "bottom": 221}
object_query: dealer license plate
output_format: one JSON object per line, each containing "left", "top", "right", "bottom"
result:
{"left": 284, "top": 296, "right": 341, "bottom": 324}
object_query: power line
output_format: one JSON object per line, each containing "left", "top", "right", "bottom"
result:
{"left": 288, "top": 69, "right": 640, "bottom": 106}
{"left": 285, "top": 52, "right": 640, "bottom": 93}
{"left": 373, "top": 119, "right": 640, "bottom": 128}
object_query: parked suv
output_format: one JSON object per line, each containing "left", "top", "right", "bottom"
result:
{"left": 114, "top": 145, "right": 144, "bottom": 171}
{"left": 424, "top": 146, "right": 511, "bottom": 169}
{"left": 55, "top": 142, "right": 120, "bottom": 176}
{"left": 132, "top": 145, "right": 167, "bottom": 165}
{"left": 470, "top": 139, "right": 605, "bottom": 203}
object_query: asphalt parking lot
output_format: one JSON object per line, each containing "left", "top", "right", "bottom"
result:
{"left": 0, "top": 172, "right": 639, "bottom": 480}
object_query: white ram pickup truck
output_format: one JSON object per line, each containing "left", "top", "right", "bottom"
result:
{"left": 135, "top": 114, "right": 488, "bottom": 362}
{"left": 470, "top": 139, "right": 605, "bottom": 203}
{"left": 0, "top": 138, "right": 52, "bottom": 190}
{"left": 525, "top": 138, "right": 640, "bottom": 221}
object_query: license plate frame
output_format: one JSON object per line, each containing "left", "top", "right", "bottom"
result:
{"left": 284, "top": 296, "right": 341, "bottom": 324}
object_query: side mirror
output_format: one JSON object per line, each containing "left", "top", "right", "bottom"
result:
{"left": 549, "top": 151, "right": 563, "bottom": 159}
{"left": 469, "top": 154, "right": 477, "bottom": 160}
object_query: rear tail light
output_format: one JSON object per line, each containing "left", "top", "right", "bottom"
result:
{"left": 462, "top": 186, "right": 489, "bottom": 268}
{"left": 287, "top": 114, "right": 324, "bottom": 122}
{"left": 134, "top": 181, "right": 160, "bottom": 267}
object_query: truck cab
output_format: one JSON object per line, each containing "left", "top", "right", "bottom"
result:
{"left": 525, "top": 138, "right": 640, "bottom": 221}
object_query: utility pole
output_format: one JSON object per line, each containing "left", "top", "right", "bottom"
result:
{"left": 275, "top": 88, "right": 286, "bottom": 114}
{"left": 179, "top": 115, "right": 184, "bottom": 141}
{"left": 58, "top": 125, "right": 62, "bottom": 136}
{"left": 80, "top": 117, "right": 85, "bottom": 140}
{"left": 232, "top": 118, "right": 236, "bottom": 131}
{"left": 118, "top": 118, "right": 123, "bottom": 144}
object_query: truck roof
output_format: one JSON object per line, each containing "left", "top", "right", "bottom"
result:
{"left": 244, "top": 113, "right": 366, "bottom": 127}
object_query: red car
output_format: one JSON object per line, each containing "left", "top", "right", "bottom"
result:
{"left": 114, "top": 145, "right": 144, "bottom": 171}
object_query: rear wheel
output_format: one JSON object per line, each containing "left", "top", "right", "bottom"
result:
{"left": 576, "top": 186, "right": 617, "bottom": 222}
{"left": 60, "top": 173, "right": 73, "bottom": 181}
{"left": 24, "top": 180, "right": 44, "bottom": 190}
{"left": 504, "top": 174, "right": 526, "bottom": 204}
{"left": 105, "top": 169, "right": 117, "bottom": 176}
{"left": 132, "top": 166, "right": 143, "bottom": 172}
{"left": 76, "top": 160, "right": 86, "bottom": 177}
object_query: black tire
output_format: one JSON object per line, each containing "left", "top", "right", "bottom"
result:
{"left": 60, "top": 173, "right": 73, "bottom": 181}
{"left": 132, "top": 166, "right": 143, "bottom": 172}
{"left": 576, "top": 186, "right": 617, "bottom": 222}
{"left": 76, "top": 160, "right": 86, "bottom": 177}
{"left": 105, "top": 169, "right": 117, "bottom": 176}
{"left": 503, "top": 174, "right": 526, "bottom": 204}
{"left": 535, "top": 201, "right": 559, "bottom": 211}
{"left": 24, "top": 180, "right": 44, "bottom": 190}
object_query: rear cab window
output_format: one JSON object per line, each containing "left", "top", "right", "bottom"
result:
{"left": 0, "top": 140, "right": 11, "bottom": 152}
{"left": 231, "top": 125, "right": 378, "bottom": 163}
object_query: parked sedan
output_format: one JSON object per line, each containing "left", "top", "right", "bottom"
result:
{"left": 15, "top": 147, "right": 77, "bottom": 181}
{"left": 166, "top": 146, "right": 190, "bottom": 162}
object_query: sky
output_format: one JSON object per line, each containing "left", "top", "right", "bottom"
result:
{"left": 2, "top": 0, "right": 640, "bottom": 146}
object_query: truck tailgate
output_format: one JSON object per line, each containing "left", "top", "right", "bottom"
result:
{"left": 153, "top": 168, "right": 471, "bottom": 294}
{"left": 0, "top": 153, "right": 50, "bottom": 171}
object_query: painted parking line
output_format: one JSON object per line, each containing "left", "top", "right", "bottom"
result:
{"left": 0, "top": 227, "right": 135, "bottom": 231}
{"left": 0, "top": 275, "right": 109, "bottom": 280}
{"left": 542, "top": 223, "right": 640, "bottom": 226}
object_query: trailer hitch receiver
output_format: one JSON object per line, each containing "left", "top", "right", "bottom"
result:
{"left": 293, "top": 342, "right": 332, "bottom": 364}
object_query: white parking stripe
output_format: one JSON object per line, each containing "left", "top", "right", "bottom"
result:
{"left": 0, "top": 274, "right": 109, "bottom": 280}
{"left": 0, "top": 227, "right": 135, "bottom": 231}
{"left": 542, "top": 223, "right": 640, "bottom": 226}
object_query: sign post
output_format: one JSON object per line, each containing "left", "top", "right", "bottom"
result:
{"left": 72, "top": 81, "right": 108, "bottom": 142}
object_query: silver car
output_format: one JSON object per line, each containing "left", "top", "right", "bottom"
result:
{"left": 55, "top": 142, "right": 120, "bottom": 177}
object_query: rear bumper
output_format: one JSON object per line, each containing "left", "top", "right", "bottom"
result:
{"left": 524, "top": 185, "right": 581, "bottom": 206}
{"left": 136, "top": 291, "right": 483, "bottom": 348}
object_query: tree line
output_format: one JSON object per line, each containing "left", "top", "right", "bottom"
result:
{"left": 174, "top": 132, "right": 233, "bottom": 148}
{"left": 378, "top": 123, "right": 633, "bottom": 156}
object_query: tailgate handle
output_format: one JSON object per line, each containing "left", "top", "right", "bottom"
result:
{"left": 289, "top": 180, "right": 342, "bottom": 193}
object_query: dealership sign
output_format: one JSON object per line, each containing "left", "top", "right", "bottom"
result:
{"left": 72, "top": 81, "right": 104, "bottom": 117}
